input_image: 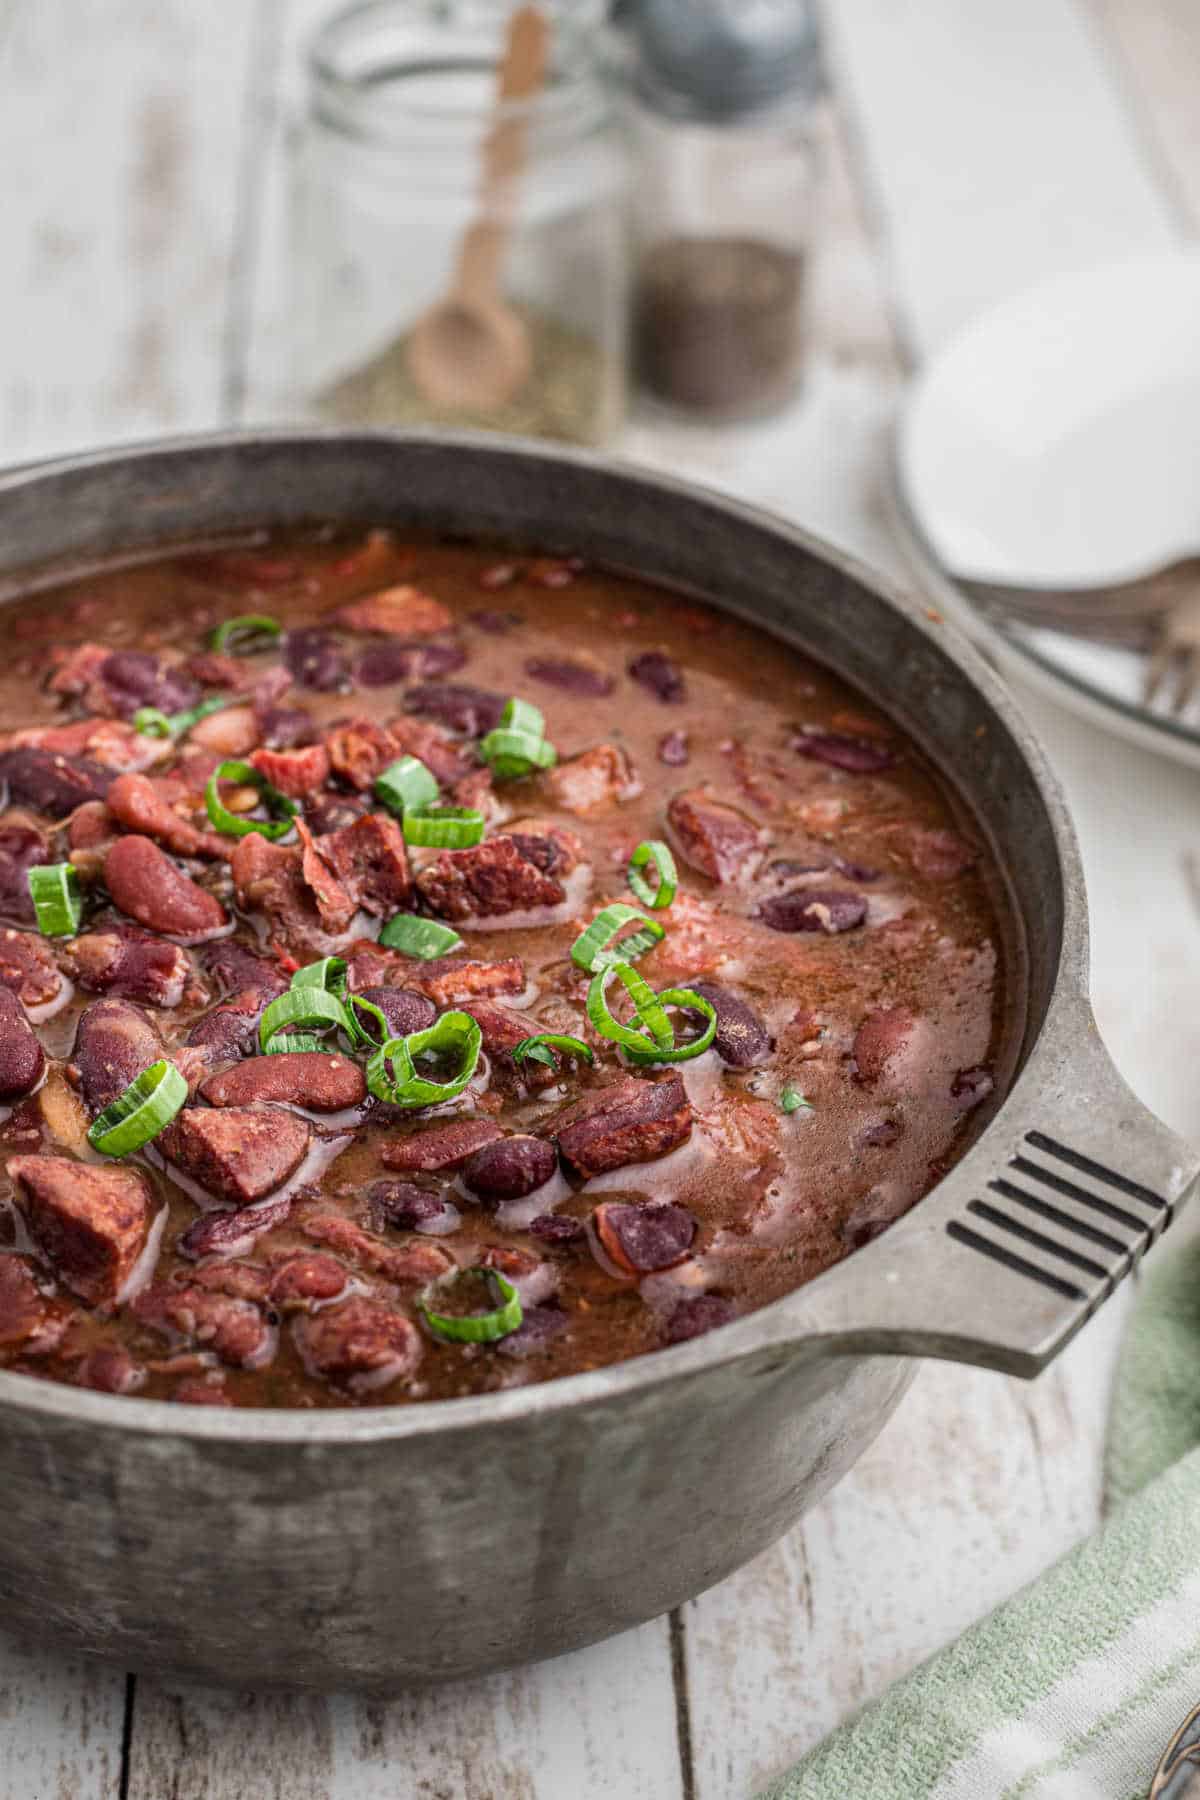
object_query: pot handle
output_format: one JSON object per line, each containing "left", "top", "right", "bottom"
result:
{"left": 778, "top": 1005, "right": 1199, "bottom": 1378}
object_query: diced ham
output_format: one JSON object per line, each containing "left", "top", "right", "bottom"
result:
{"left": 296, "top": 821, "right": 356, "bottom": 935}
{"left": 667, "top": 788, "right": 767, "bottom": 883}
{"left": 292, "top": 1296, "right": 421, "bottom": 1391}
{"left": 158, "top": 1106, "right": 311, "bottom": 1207}
{"left": 315, "top": 813, "right": 410, "bottom": 915}
{"left": 200, "top": 1053, "right": 365, "bottom": 1113}
{"left": 132, "top": 1282, "right": 273, "bottom": 1368}
{"left": 410, "top": 955, "right": 525, "bottom": 1006}
{"left": 382, "top": 1118, "right": 503, "bottom": 1173}
{"left": 0, "top": 927, "right": 64, "bottom": 1009}
{"left": 248, "top": 743, "right": 331, "bottom": 799}
{"left": 383, "top": 715, "right": 474, "bottom": 786}
{"left": 556, "top": 1076, "right": 692, "bottom": 1178}
{"left": 5, "top": 720, "right": 165, "bottom": 774}
{"left": 505, "top": 818, "right": 584, "bottom": 878}
{"left": 324, "top": 717, "right": 399, "bottom": 791}
{"left": 415, "top": 836, "right": 564, "bottom": 922}
{"left": 543, "top": 744, "right": 642, "bottom": 816}
{"left": 9, "top": 1155, "right": 155, "bottom": 1308}
{"left": 230, "top": 834, "right": 344, "bottom": 960}
{"left": 335, "top": 585, "right": 452, "bottom": 637}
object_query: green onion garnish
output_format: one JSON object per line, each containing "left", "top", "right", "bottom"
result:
{"left": 421, "top": 1269, "right": 523, "bottom": 1345}
{"left": 263, "top": 1033, "right": 324, "bottom": 1055}
{"left": 378, "top": 914, "right": 464, "bottom": 959}
{"left": 210, "top": 614, "right": 282, "bottom": 655}
{"left": 624, "top": 987, "right": 717, "bottom": 1065}
{"left": 134, "top": 695, "right": 233, "bottom": 741}
{"left": 87, "top": 1059, "right": 187, "bottom": 1157}
{"left": 571, "top": 903, "right": 665, "bottom": 974}
{"left": 258, "top": 986, "right": 352, "bottom": 1054}
{"left": 205, "top": 758, "right": 299, "bottom": 842}
{"left": 402, "top": 806, "right": 485, "bottom": 850}
{"left": 779, "top": 1085, "right": 813, "bottom": 1114}
{"left": 365, "top": 1011, "right": 482, "bottom": 1108}
{"left": 375, "top": 756, "right": 439, "bottom": 817}
{"left": 345, "top": 992, "right": 391, "bottom": 1049}
{"left": 512, "top": 1033, "right": 594, "bottom": 1070}
{"left": 479, "top": 698, "right": 558, "bottom": 780}
{"left": 586, "top": 962, "right": 674, "bottom": 1055}
{"left": 291, "top": 957, "right": 347, "bottom": 995}
{"left": 628, "top": 840, "right": 678, "bottom": 911}
{"left": 27, "top": 863, "right": 82, "bottom": 938}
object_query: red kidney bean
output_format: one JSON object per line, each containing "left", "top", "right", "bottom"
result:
{"left": 201, "top": 941, "right": 288, "bottom": 1005}
{"left": 100, "top": 650, "right": 199, "bottom": 720}
{"left": 759, "top": 888, "right": 867, "bottom": 934}
{"left": 524, "top": 657, "right": 614, "bottom": 697}
{"left": 366, "top": 1180, "right": 451, "bottom": 1232}
{"left": 200, "top": 1052, "right": 366, "bottom": 1113}
{"left": 792, "top": 730, "right": 896, "bottom": 773}
{"left": 0, "top": 747, "right": 113, "bottom": 814}
{"left": 305, "top": 791, "right": 369, "bottom": 836}
{"left": 686, "top": 981, "right": 772, "bottom": 1067}
{"left": 0, "top": 825, "right": 47, "bottom": 922}
{"left": 528, "top": 1213, "right": 586, "bottom": 1245}
{"left": 74, "top": 998, "right": 165, "bottom": 1114}
{"left": 658, "top": 729, "right": 689, "bottom": 767}
{"left": 404, "top": 683, "right": 507, "bottom": 735}
{"left": 593, "top": 1200, "right": 696, "bottom": 1274}
{"left": 461, "top": 1135, "right": 558, "bottom": 1206}
{"left": 628, "top": 649, "right": 685, "bottom": 703}
{"left": 468, "top": 606, "right": 519, "bottom": 629}
{"left": 284, "top": 628, "right": 348, "bottom": 692}
{"left": 556, "top": 1076, "right": 692, "bottom": 1178}
{"left": 257, "top": 706, "right": 316, "bottom": 750}
{"left": 0, "top": 988, "right": 44, "bottom": 1098}
{"left": 354, "top": 986, "right": 437, "bottom": 1039}
{"left": 497, "top": 1304, "right": 569, "bottom": 1358}
{"left": 185, "top": 1003, "right": 259, "bottom": 1061}
{"left": 664, "top": 1294, "right": 736, "bottom": 1343}
{"left": 355, "top": 640, "right": 467, "bottom": 686}
{"left": 104, "top": 835, "right": 228, "bottom": 939}
{"left": 177, "top": 1193, "right": 293, "bottom": 1261}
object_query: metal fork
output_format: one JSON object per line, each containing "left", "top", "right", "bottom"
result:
{"left": 1145, "top": 586, "right": 1200, "bottom": 714}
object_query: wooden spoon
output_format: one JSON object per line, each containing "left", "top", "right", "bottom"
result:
{"left": 406, "top": 5, "right": 549, "bottom": 414}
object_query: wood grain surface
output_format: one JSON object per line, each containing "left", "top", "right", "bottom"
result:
{"left": 0, "top": 2, "right": 1195, "bottom": 1794}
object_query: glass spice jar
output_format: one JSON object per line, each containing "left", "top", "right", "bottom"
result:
{"left": 627, "top": 0, "right": 822, "bottom": 421}
{"left": 287, "top": 0, "right": 629, "bottom": 446}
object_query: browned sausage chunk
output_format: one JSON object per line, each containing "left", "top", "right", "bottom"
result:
{"left": 62, "top": 931, "right": 191, "bottom": 1008}
{"left": 132, "top": 1283, "right": 273, "bottom": 1368}
{"left": 335, "top": 585, "right": 452, "bottom": 636}
{"left": 415, "top": 837, "right": 564, "bottom": 922}
{"left": 382, "top": 1117, "right": 502, "bottom": 1173}
{"left": 293, "top": 1296, "right": 422, "bottom": 1391}
{"left": 200, "top": 1053, "right": 366, "bottom": 1113}
{"left": 8, "top": 1155, "right": 155, "bottom": 1308}
{"left": 104, "top": 835, "right": 228, "bottom": 940}
{"left": 158, "top": 1106, "right": 310, "bottom": 1207}
{"left": 316, "top": 813, "right": 410, "bottom": 915}
{"left": 556, "top": 1076, "right": 692, "bottom": 1179}
{"left": 667, "top": 789, "right": 766, "bottom": 883}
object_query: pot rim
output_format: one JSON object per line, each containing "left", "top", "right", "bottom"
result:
{"left": 0, "top": 426, "right": 1088, "bottom": 1439}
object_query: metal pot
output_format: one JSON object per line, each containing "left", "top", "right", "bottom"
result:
{"left": 0, "top": 431, "right": 1193, "bottom": 1693}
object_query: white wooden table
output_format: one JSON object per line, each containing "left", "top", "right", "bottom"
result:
{"left": 1, "top": 3, "right": 1199, "bottom": 1794}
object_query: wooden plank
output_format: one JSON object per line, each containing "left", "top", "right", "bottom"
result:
{"left": 128, "top": 1621, "right": 683, "bottom": 1800}
{"left": 683, "top": 1297, "right": 1130, "bottom": 1799}
{"left": 0, "top": 1648, "right": 127, "bottom": 1800}
{"left": 1092, "top": 0, "right": 1200, "bottom": 232}
{"left": 827, "top": 0, "right": 1181, "bottom": 354}
{"left": 0, "top": 0, "right": 260, "bottom": 462}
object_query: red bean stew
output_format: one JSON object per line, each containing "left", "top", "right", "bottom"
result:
{"left": 0, "top": 533, "right": 1021, "bottom": 1408}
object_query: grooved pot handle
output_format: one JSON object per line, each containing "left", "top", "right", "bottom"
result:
{"left": 778, "top": 1007, "right": 1199, "bottom": 1378}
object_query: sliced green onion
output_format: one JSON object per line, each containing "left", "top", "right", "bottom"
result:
{"left": 779, "top": 1084, "right": 813, "bottom": 1114}
{"left": 345, "top": 992, "right": 391, "bottom": 1049}
{"left": 402, "top": 806, "right": 485, "bottom": 849}
{"left": 134, "top": 695, "right": 232, "bottom": 742}
{"left": 365, "top": 1011, "right": 482, "bottom": 1108}
{"left": 205, "top": 758, "right": 299, "bottom": 842}
{"left": 502, "top": 697, "right": 545, "bottom": 739}
{"left": 378, "top": 914, "right": 464, "bottom": 959}
{"left": 132, "top": 707, "right": 172, "bottom": 739}
{"left": 571, "top": 903, "right": 665, "bottom": 974}
{"left": 87, "top": 1059, "right": 187, "bottom": 1157}
{"left": 421, "top": 1269, "right": 522, "bottom": 1345}
{"left": 512, "top": 1033, "right": 595, "bottom": 1070}
{"left": 624, "top": 988, "right": 717, "bottom": 1065}
{"left": 211, "top": 614, "right": 282, "bottom": 655}
{"left": 375, "top": 756, "right": 439, "bottom": 817}
{"left": 264, "top": 1032, "right": 324, "bottom": 1055}
{"left": 258, "top": 986, "right": 351, "bottom": 1053}
{"left": 27, "top": 863, "right": 82, "bottom": 938}
{"left": 628, "top": 840, "right": 678, "bottom": 911}
{"left": 478, "top": 728, "right": 558, "bottom": 782}
{"left": 586, "top": 962, "right": 675, "bottom": 1055}
{"left": 291, "top": 956, "right": 347, "bottom": 996}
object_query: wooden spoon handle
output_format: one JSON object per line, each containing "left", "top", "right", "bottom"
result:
{"left": 455, "top": 5, "right": 549, "bottom": 302}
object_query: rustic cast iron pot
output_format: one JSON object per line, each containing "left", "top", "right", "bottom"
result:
{"left": 0, "top": 432, "right": 1192, "bottom": 1692}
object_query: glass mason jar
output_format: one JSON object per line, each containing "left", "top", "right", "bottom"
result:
{"left": 287, "top": 0, "right": 628, "bottom": 446}
{"left": 627, "top": 0, "right": 821, "bottom": 421}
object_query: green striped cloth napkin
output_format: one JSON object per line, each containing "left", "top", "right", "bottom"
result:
{"left": 758, "top": 1232, "right": 1200, "bottom": 1800}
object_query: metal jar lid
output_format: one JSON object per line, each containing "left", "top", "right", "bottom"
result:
{"left": 629, "top": 0, "right": 823, "bottom": 124}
